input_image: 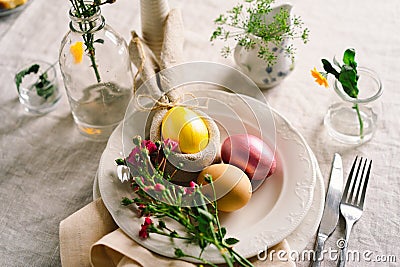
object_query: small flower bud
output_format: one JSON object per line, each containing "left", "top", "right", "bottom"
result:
{"left": 154, "top": 183, "right": 166, "bottom": 192}
{"left": 174, "top": 248, "right": 185, "bottom": 258}
{"left": 158, "top": 220, "right": 166, "bottom": 229}
{"left": 204, "top": 174, "right": 213, "bottom": 183}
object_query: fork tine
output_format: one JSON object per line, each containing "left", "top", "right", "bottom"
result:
{"left": 354, "top": 158, "right": 368, "bottom": 205}
{"left": 359, "top": 160, "right": 372, "bottom": 208}
{"left": 347, "top": 157, "right": 363, "bottom": 203}
{"left": 342, "top": 156, "right": 358, "bottom": 202}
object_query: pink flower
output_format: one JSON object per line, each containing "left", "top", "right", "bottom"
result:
{"left": 139, "top": 225, "right": 149, "bottom": 238}
{"left": 184, "top": 181, "right": 197, "bottom": 195}
{"left": 126, "top": 146, "right": 141, "bottom": 166}
{"left": 144, "top": 217, "right": 153, "bottom": 226}
{"left": 154, "top": 183, "right": 166, "bottom": 192}
{"left": 163, "top": 138, "right": 178, "bottom": 152}
{"left": 142, "top": 140, "right": 158, "bottom": 154}
{"left": 139, "top": 217, "right": 153, "bottom": 239}
{"left": 131, "top": 184, "right": 140, "bottom": 192}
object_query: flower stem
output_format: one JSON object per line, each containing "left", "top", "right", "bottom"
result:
{"left": 353, "top": 103, "right": 364, "bottom": 139}
{"left": 209, "top": 179, "right": 224, "bottom": 240}
{"left": 178, "top": 253, "right": 219, "bottom": 267}
{"left": 230, "top": 248, "right": 254, "bottom": 267}
{"left": 88, "top": 47, "right": 102, "bottom": 83}
{"left": 150, "top": 228, "right": 192, "bottom": 241}
{"left": 70, "top": 0, "right": 102, "bottom": 83}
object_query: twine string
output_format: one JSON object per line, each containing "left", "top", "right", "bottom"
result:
{"left": 134, "top": 92, "right": 208, "bottom": 112}
{"left": 132, "top": 36, "right": 146, "bottom": 95}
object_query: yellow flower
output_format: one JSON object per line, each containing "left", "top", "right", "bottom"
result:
{"left": 70, "top": 41, "right": 84, "bottom": 64}
{"left": 311, "top": 67, "right": 329, "bottom": 88}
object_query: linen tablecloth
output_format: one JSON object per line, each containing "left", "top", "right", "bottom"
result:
{"left": 0, "top": 0, "right": 399, "bottom": 266}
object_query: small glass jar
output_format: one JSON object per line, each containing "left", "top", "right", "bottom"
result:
{"left": 16, "top": 60, "right": 61, "bottom": 115}
{"left": 59, "top": 4, "right": 133, "bottom": 141}
{"left": 324, "top": 67, "right": 383, "bottom": 145}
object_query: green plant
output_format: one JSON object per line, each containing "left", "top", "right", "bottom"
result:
{"left": 15, "top": 63, "right": 56, "bottom": 99}
{"left": 68, "top": 0, "right": 115, "bottom": 83}
{"left": 313, "top": 48, "right": 364, "bottom": 138}
{"left": 118, "top": 136, "right": 254, "bottom": 267}
{"left": 210, "top": 0, "right": 309, "bottom": 66}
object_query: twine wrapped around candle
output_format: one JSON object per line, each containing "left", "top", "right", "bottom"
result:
{"left": 128, "top": 7, "right": 221, "bottom": 181}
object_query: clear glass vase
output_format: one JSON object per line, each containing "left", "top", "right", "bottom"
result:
{"left": 324, "top": 67, "right": 383, "bottom": 145}
{"left": 59, "top": 5, "right": 133, "bottom": 141}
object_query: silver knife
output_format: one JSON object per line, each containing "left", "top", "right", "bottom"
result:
{"left": 311, "top": 153, "right": 343, "bottom": 267}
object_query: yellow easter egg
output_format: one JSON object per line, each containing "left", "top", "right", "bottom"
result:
{"left": 161, "top": 107, "right": 209, "bottom": 154}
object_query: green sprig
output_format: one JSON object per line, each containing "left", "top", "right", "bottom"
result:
{"left": 119, "top": 138, "right": 254, "bottom": 267}
{"left": 210, "top": 0, "right": 309, "bottom": 66}
{"left": 15, "top": 63, "right": 56, "bottom": 100}
{"left": 69, "top": 0, "right": 115, "bottom": 83}
{"left": 321, "top": 48, "right": 364, "bottom": 138}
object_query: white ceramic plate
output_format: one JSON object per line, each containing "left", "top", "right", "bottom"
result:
{"left": 93, "top": 135, "right": 324, "bottom": 253}
{"left": 98, "top": 90, "right": 316, "bottom": 263}
{"left": 286, "top": 149, "right": 324, "bottom": 252}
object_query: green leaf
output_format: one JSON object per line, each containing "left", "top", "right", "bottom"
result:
{"left": 197, "top": 217, "right": 209, "bottom": 234}
{"left": 34, "top": 72, "right": 55, "bottom": 99}
{"left": 121, "top": 197, "right": 133, "bottom": 206}
{"left": 343, "top": 48, "right": 357, "bottom": 70}
{"left": 198, "top": 208, "right": 215, "bottom": 222}
{"left": 338, "top": 65, "right": 359, "bottom": 98}
{"left": 214, "top": 14, "right": 227, "bottom": 24}
{"left": 225, "top": 237, "right": 240, "bottom": 246}
{"left": 15, "top": 64, "right": 40, "bottom": 90}
{"left": 322, "top": 59, "right": 340, "bottom": 79}
{"left": 210, "top": 27, "right": 222, "bottom": 41}
{"left": 115, "top": 158, "right": 126, "bottom": 166}
{"left": 36, "top": 84, "right": 55, "bottom": 99}
{"left": 94, "top": 38, "right": 104, "bottom": 44}
{"left": 220, "top": 227, "right": 227, "bottom": 238}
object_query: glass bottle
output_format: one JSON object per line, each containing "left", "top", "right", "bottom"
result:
{"left": 324, "top": 67, "right": 383, "bottom": 145}
{"left": 59, "top": 4, "right": 133, "bottom": 141}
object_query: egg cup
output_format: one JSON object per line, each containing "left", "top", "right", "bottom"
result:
{"left": 149, "top": 107, "right": 221, "bottom": 184}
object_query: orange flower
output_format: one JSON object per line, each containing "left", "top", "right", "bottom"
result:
{"left": 70, "top": 41, "right": 84, "bottom": 64}
{"left": 311, "top": 67, "right": 329, "bottom": 88}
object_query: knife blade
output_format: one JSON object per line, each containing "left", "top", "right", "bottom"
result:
{"left": 311, "top": 153, "right": 343, "bottom": 267}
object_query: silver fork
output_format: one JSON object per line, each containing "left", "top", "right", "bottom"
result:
{"left": 337, "top": 156, "right": 372, "bottom": 267}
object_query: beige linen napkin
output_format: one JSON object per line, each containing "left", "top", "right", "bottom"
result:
{"left": 59, "top": 198, "right": 295, "bottom": 267}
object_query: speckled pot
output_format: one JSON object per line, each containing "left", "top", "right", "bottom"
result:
{"left": 234, "top": 38, "right": 294, "bottom": 89}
